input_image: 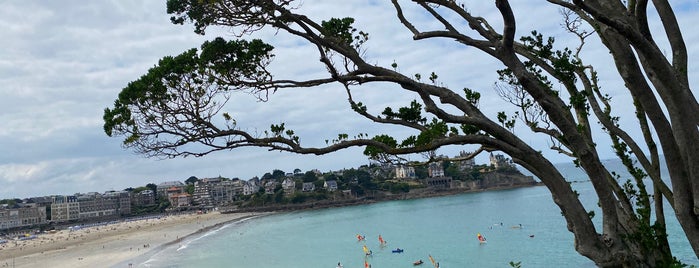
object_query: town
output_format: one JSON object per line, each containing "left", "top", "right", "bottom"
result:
{"left": 0, "top": 153, "right": 537, "bottom": 234}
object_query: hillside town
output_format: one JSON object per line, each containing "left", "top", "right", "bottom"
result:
{"left": 0, "top": 153, "right": 537, "bottom": 234}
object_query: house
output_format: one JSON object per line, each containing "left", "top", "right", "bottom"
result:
{"left": 243, "top": 180, "right": 260, "bottom": 196}
{"left": 324, "top": 180, "right": 338, "bottom": 192}
{"left": 489, "top": 153, "right": 513, "bottom": 168}
{"left": 169, "top": 193, "right": 192, "bottom": 208}
{"left": 166, "top": 186, "right": 184, "bottom": 196}
{"left": 157, "top": 181, "right": 185, "bottom": 198}
{"left": 428, "top": 162, "right": 445, "bottom": 178}
{"left": 456, "top": 150, "right": 476, "bottom": 171}
{"left": 302, "top": 182, "right": 315, "bottom": 192}
{"left": 282, "top": 178, "right": 296, "bottom": 194}
{"left": 264, "top": 181, "right": 279, "bottom": 194}
{"left": 395, "top": 165, "right": 416, "bottom": 179}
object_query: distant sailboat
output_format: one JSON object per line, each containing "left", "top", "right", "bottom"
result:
{"left": 477, "top": 232, "right": 487, "bottom": 243}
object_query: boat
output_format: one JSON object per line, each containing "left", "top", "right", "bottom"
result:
{"left": 413, "top": 259, "right": 424, "bottom": 265}
{"left": 378, "top": 235, "right": 386, "bottom": 246}
{"left": 429, "top": 255, "right": 438, "bottom": 268}
{"left": 392, "top": 248, "right": 404, "bottom": 253}
{"left": 477, "top": 232, "right": 487, "bottom": 244}
{"left": 357, "top": 234, "right": 366, "bottom": 241}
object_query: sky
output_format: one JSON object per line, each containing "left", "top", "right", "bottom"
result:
{"left": 1, "top": 1, "right": 697, "bottom": 198}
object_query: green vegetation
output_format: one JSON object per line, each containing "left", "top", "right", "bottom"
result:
{"left": 104, "top": 1, "right": 699, "bottom": 265}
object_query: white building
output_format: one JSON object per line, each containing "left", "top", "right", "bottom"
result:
{"left": 243, "top": 180, "right": 260, "bottom": 196}
{"left": 428, "top": 162, "right": 445, "bottom": 178}
{"left": 282, "top": 178, "right": 296, "bottom": 194}
{"left": 395, "top": 165, "right": 416, "bottom": 179}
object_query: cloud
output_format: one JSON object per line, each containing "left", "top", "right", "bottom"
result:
{"left": 0, "top": 1, "right": 697, "bottom": 198}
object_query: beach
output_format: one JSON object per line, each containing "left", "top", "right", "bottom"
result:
{"left": 0, "top": 211, "right": 259, "bottom": 268}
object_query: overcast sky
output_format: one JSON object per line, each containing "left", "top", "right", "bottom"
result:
{"left": 1, "top": 1, "right": 697, "bottom": 198}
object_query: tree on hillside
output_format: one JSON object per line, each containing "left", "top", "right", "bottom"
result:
{"left": 272, "top": 169, "right": 286, "bottom": 180}
{"left": 103, "top": 1, "right": 698, "bottom": 266}
{"left": 261, "top": 172, "right": 273, "bottom": 181}
{"left": 185, "top": 176, "right": 199, "bottom": 185}
{"left": 145, "top": 183, "right": 157, "bottom": 195}
{"left": 302, "top": 171, "right": 317, "bottom": 183}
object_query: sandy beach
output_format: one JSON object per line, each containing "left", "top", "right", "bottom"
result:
{"left": 0, "top": 211, "right": 261, "bottom": 268}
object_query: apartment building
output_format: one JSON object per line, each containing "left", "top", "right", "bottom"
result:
{"left": 0, "top": 203, "right": 47, "bottom": 230}
{"left": 50, "top": 195, "right": 80, "bottom": 222}
{"left": 193, "top": 177, "right": 244, "bottom": 208}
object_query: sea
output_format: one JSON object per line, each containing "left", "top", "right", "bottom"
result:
{"left": 128, "top": 161, "right": 698, "bottom": 267}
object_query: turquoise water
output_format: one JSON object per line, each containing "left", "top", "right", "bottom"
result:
{"left": 130, "top": 182, "right": 696, "bottom": 267}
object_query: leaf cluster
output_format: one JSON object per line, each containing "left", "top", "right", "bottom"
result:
{"left": 104, "top": 37, "right": 275, "bottom": 148}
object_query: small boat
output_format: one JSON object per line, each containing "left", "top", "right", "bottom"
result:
{"left": 477, "top": 232, "right": 487, "bottom": 244}
{"left": 413, "top": 259, "right": 424, "bottom": 265}
{"left": 429, "top": 255, "right": 438, "bottom": 268}
{"left": 392, "top": 248, "right": 404, "bottom": 253}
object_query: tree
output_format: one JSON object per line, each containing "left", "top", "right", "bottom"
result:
{"left": 185, "top": 176, "right": 199, "bottom": 185}
{"left": 302, "top": 171, "right": 318, "bottom": 183}
{"left": 145, "top": 183, "right": 157, "bottom": 195}
{"left": 272, "top": 169, "right": 286, "bottom": 180}
{"left": 444, "top": 162, "right": 465, "bottom": 180}
{"left": 103, "top": 1, "right": 698, "bottom": 266}
{"left": 261, "top": 172, "right": 273, "bottom": 181}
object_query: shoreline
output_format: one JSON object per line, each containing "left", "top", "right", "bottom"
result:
{"left": 0, "top": 211, "right": 265, "bottom": 268}
{"left": 0, "top": 183, "right": 541, "bottom": 267}
{"left": 115, "top": 212, "right": 266, "bottom": 267}
{"left": 228, "top": 182, "right": 543, "bottom": 213}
